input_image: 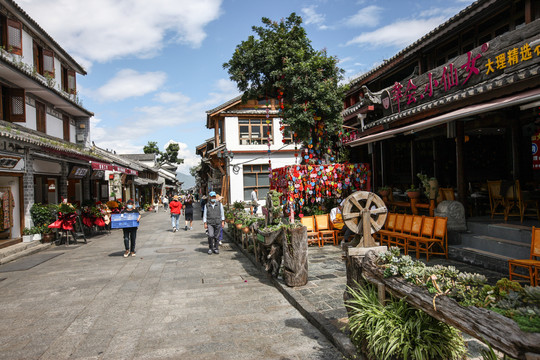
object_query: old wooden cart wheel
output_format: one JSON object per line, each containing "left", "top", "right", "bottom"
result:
{"left": 342, "top": 191, "right": 388, "bottom": 247}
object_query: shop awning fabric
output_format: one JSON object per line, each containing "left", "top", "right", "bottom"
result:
{"left": 91, "top": 161, "right": 138, "bottom": 176}
{"left": 348, "top": 87, "right": 540, "bottom": 147}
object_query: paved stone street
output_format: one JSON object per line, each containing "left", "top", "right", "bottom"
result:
{"left": 0, "top": 209, "right": 343, "bottom": 360}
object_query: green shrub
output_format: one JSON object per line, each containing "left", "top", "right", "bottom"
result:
{"left": 347, "top": 281, "right": 466, "bottom": 360}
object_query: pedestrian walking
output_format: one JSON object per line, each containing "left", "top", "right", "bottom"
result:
{"left": 200, "top": 195, "right": 207, "bottom": 218}
{"left": 153, "top": 196, "right": 159, "bottom": 213}
{"left": 330, "top": 200, "right": 354, "bottom": 249}
{"left": 203, "top": 191, "right": 224, "bottom": 255}
{"left": 183, "top": 194, "right": 194, "bottom": 230}
{"left": 250, "top": 188, "right": 259, "bottom": 215}
{"left": 162, "top": 195, "right": 169, "bottom": 210}
{"left": 122, "top": 199, "right": 141, "bottom": 257}
{"left": 169, "top": 195, "right": 182, "bottom": 232}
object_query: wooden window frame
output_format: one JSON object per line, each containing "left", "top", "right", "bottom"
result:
{"left": 282, "top": 124, "right": 294, "bottom": 145}
{"left": 43, "top": 49, "right": 55, "bottom": 77}
{"left": 62, "top": 114, "right": 70, "bottom": 141}
{"left": 8, "top": 88, "right": 25, "bottom": 122}
{"left": 238, "top": 118, "right": 273, "bottom": 145}
{"left": 35, "top": 100, "right": 46, "bottom": 133}
{"left": 6, "top": 19, "right": 22, "bottom": 56}
{"left": 243, "top": 164, "right": 270, "bottom": 201}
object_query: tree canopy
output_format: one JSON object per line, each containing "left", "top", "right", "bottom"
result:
{"left": 223, "top": 13, "right": 347, "bottom": 162}
{"left": 143, "top": 141, "right": 184, "bottom": 164}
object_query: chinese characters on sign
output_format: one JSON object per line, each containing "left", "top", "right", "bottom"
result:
{"left": 390, "top": 41, "right": 540, "bottom": 114}
{"left": 532, "top": 130, "right": 540, "bottom": 170}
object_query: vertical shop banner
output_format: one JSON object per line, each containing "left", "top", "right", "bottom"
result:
{"left": 532, "top": 131, "right": 540, "bottom": 170}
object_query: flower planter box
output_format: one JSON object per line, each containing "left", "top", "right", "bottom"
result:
{"left": 22, "top": 235, "right": 33, "bottom": 243}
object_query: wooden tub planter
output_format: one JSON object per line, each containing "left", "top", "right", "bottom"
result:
{"left": 347, "top": 251, "right": 540, "bottom": 360}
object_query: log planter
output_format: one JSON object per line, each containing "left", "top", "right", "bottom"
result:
{"left": 345, "top": 251, "right": 540, "bottom": 360}
{"left": 282, "top": 226, "right": 308, "bottom": 287}
{"left": 256, "top": 228, "right": 283, "bottom": 276}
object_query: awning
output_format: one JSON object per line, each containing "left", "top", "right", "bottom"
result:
{"left": 348, "top": 87, "right": 540, "bottom": 147}
{"left": 91, "top": 161, "right": 139, "bottom": 176}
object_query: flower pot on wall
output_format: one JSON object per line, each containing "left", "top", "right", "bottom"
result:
{"left": 32, "top": 233, "right": 42, "bottom": 242}
{"left": 22, "top": 235, "right": 33, "bottom": 243}
{"left": 407, "top": 191, "right": 420, "bottom": 199}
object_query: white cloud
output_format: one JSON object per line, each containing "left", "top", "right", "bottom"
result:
{"left": 345, "top": 5, "right": 383, "bottom": 28}
{"left": 90, "top": 78, "right": 240, "bottom": 154}
{"left": 17, "top": 0, "right": 223, "bottom": 65}
{"left": 301, "top": 5, "right": 326, "bottom": 29}
{"left": 95, "top": 69, "right": 167, "bottom": 101}
{"left": 345, "top": 17, "right": 446, "bottom": 48}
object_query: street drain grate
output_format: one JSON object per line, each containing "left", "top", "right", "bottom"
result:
{"left": 220, "top": 244, "right": 232, "bottom": 250}
{"left": 155, "top": 248, "right": 185, "bottom": 253}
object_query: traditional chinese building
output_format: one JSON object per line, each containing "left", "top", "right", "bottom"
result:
{"left": 343, "top": 0, "right": 540, "bottom": 207}
{"left": 199, "top": 96, "right": 298, "bottom": 205}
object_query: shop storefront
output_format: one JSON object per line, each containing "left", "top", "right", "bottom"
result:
{"left": 0, "top": 151, "right": 25, "bottom": 245}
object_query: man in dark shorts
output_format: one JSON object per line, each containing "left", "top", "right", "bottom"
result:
{"left": 183, "top": 194, "right": 194, "bottom": 230}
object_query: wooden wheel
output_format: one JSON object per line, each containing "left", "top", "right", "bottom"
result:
{"left": 342, "top": 191, "right": 388, "bottom": 247}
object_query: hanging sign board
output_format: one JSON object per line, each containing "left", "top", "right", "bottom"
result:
{"left": 0, "top": 153, "right": 24, "bottom": 172}
{"left": 532, "top": 130, "right": 540, "bottom": 170}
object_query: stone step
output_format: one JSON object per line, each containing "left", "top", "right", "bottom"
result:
{"left": 449, "top": 245, "right": 511, "bottom": 275}
{"left": 0, "top": 241, "right": 52, "bottom": 265}
{"left": 459, "top": 233, "right": 530, "bottom": 259}
{"left": 466, "top": 221, "right": 532, "bottom": 244}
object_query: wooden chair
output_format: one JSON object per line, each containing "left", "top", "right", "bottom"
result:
{"left": 508, "top": 226, "right": 540, "bottom": 285}
{"left": 301, "top": 216, "right": 321, "bottom": 247}
{"left": 438, "top": 188, "right": 455, "bottom": 201}
{"left": 376, "top": 213, "right": 396, "bottom": 246}
{"left": 504, "top": 180, "right": 540, "bottom": 223}
{"left": 407, "top": 216, "right": 436, "bottom": 259}
{"left": 386, "top": 214, "right": 405, "bottom": 249}
{"left": 389, "top": 214, "right": 413, "bottom": 250}
{"left": 403, "top": 215, "right": 424, "bottom": 255}
{"left": 487, "top": 180, "right": 505, "bottom": 219}
{"left": 315, "top": 214, "right": 336, "bottom": 246}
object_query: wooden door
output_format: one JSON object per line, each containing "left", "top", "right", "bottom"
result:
{"left": 62, "top": 114, "right": 70, "bottom": 141}
{"left": 36, "top": 101, "right": 46, "bottom": 133}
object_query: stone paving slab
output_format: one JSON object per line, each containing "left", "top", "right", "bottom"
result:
{"left": 0, "top": 209, "right": 343, "bottom": 360}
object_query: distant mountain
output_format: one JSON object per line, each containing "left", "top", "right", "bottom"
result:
{"left": 177, "top": 172, "right": 195, "bottom": 189}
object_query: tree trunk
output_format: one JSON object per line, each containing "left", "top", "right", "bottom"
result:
{"left": 282, "top": 226, "right": 308, "bottom": 287}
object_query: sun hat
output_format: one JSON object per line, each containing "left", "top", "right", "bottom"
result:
{"left": 173, "top": 195, "right": 179, "bottom": 200}
{"left": 209, "top": 191, "right": 216, "bottom": 197}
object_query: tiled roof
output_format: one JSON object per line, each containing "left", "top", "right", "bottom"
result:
{"left": 205, "top": 95, "right": 242, "bottom": 114}
{"left": 0, "top": 120, "right": 102, "bottom": 161}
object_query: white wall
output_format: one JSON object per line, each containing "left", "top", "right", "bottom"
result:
{"left": 21, "top": 31, "right": 33, "bottom": 67}
{"left": 229, "top": 152, "right": 298, "bottom": 204}
{"left": 46, "top": 113, "right": 63, "bottom": 138}
{"left": 25, "top": 104, "right": 37, "bottom": 130}
{"left": 70, "top": 123, "right": 76, "bottom": 143}
{"left": 224, "top": 116, "right": 296, "bottom": 153}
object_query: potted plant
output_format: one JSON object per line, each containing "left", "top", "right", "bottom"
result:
{"left": 406, "top": 184, "right": 420, "bottom": 199}
{"left": 378, "top": 186, "right": 391, "bottom": 199}
{"left": 41, "top": 224, "right": 54, "bottom": 243}
{"left": 22, "top": 227, "right": 33, "bottom": 242}
{"left": 417, "top": 173, "right": 439, "bottom": 200}
{"left": 31, "top": 226, "right": 42, "bottom": 241}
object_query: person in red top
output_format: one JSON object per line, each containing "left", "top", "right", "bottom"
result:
{"left": 169, "top": 195, "right": 182, "bottom": 232}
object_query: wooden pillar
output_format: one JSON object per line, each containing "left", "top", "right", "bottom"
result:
{"left": 410, "top": 139, "right": 416, "bottom": 187}
{"left": 370, "top": 143, "right": 378, "bottom": 191}
{"left": 511, "top": 111, "right": 521, "bottom": 181}
{"left": 456, "top": 121, "right": 466, "bottom": 205}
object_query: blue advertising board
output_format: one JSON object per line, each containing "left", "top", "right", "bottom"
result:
{"left": 111, "top": 212, "right": 140, "bottom": 229}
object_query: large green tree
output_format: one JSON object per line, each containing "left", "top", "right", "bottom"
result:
{"left": 143, "top": 141, "right": 160, "bottom": 155}
{"left": 159, "top": 142, "right": 184, "bottom": 164}
{"left": 223, "top": 13, "right": 347, "bottom": 160}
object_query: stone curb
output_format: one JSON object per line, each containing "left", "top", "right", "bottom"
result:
{"left": 224, "top": 229, "right": 360, "bottom": 360}
{"left": 0, "top": 242, "right": 53, "bottom": 265}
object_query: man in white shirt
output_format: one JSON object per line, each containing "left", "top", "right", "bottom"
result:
{"left": 250, "top": 188, "right": 258, "bottom": 215}
{"left": 330, "top": 200, "right": 354, "bottom": 249}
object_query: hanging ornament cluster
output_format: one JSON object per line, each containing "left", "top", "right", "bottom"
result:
{"left": 270, "top": 163, "right": 371, "bottom": 214}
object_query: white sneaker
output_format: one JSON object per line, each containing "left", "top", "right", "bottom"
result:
{"left": 190, "top": 227, "right": 193, "bottom": 230}
{"left": 173, "top": 227, "right": 176, "bottom": 232}
{"left": 219, "top": 240, "right": 223, "bottom": 245}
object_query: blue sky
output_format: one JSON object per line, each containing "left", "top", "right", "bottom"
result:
{"left": 18, "top": 0, "right": 474, "bottom": 175}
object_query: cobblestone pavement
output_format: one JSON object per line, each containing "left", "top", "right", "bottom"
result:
{"left": 0, "top": 209, "right": 344, "bottom": 360}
